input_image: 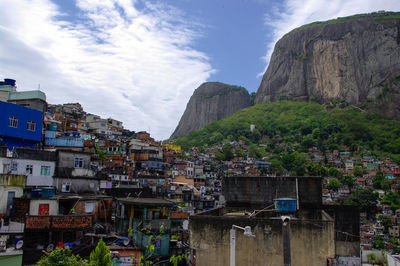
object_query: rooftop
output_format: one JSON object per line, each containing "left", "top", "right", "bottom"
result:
{"left": 8, "top": 90, "right": 46, "bottom": 102}
{"left": 116, "top": 197, "right": 174, "bottom": 206}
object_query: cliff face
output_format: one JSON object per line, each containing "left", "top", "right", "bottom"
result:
{"left": 255, "top": 12, "right": 400, "bottom": 118}
{"left": 171, "top": 82, "right": 251, "bottom": 138}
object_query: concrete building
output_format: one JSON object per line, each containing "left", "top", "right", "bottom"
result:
{"left": 0, "top": 101, "right": 43, "bottom": 151}
{"left": 54, "top": 150, "right": 98, "bottom": 194}
{"left": 0, "top": 148, "right": 56, "bottom": 187}
{"left": 0, "top": 78, "right": 47, "bottom": 113}
{"left": 189, "top": 176, "right": 360, "bottom": 266}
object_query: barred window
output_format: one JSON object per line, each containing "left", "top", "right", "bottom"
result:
{"left": 27, "top": 120, "right": 36, "bottom": 131}
{"left": 8, "top": 116, "right": 18, "bottom": 128}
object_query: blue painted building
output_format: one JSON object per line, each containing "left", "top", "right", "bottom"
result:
{"left": 0, "top": 101, "right": 43, "bottom": 150}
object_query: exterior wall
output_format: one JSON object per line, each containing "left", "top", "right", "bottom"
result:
{"left": 57, "top": 151, "right": 91, "bottom": 169}
{"left": 223, "top": 176, "right": 322, "bottom": 208}
{"left": 8, "top": 99, "right": 46, "bottom": 113}
{"left": 0, "top": 91, "right": 10, "bottom": 102}
{"left": 87, "top": 120, "right": 108, "bottom": 130}
{"left": 29, "top": 199, "right": 59, "bottom": 215}
{"left": 54, "top": 177, "right": 98, "bottom": 194}
{"left": 190, "top": 214, "right": 335, "bottom": 266}
{"left": 1, "top": 158, "right": 55, "bottom": 186}
{"left": 0, "top": 186, "right": 24, "bottom": 214}
{"left": 0, "top": 101, "right": 43, "bottom": 142}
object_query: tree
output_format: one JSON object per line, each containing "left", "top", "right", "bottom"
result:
{"left": 234, "top": 148, "right": 246, "bottom": 158}
{"left": 373, "top": 170, "right": 386, "bottom": 189}
{"left": 306, "top": 163, "right": 327, "bottom": 177}
{"left": 248, "top": 144, "right": 265, "bottom": 159}
{"left": 222, "top": 143, "right": 234, "bottom": 161}
{"left": 381, "top": 192, "right": 400, "bottom": 211}
{"left": 269, "top": 158, "right": 283, "bottom": 176}
{"left": 326, "top": 178, "right": 341, "bottom": 191}
{"left": 346, "top": 188, "right": 379, "bottom": 217}
{"left": 89, "top": 239, "right": 112, "bottom": 266}
{"left": 215, "top": 152, "right": 225, "bottom": 161}
{"left": 340, "top": 175, "right": 355, "bottom": 189}
{"left": 38, "top": 247, "right": 88, "bottom": 266}
{"left": 327, "top": 167, "right": 341, "bottom": 177}
{"left": 353, "top": 166, "right": 363, "bottom": 177}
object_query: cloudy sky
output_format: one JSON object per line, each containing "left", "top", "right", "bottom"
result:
{"left": 0, "top": 0, "right": 399, "bottom": 140}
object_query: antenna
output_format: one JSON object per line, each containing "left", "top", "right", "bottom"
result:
{"left": 38, "top": 84, "right": 41, "bottom": 90}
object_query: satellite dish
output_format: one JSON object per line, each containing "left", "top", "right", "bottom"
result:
{"left": 15, "top": 240, "right": 23, "bottom": 250}
{"left": 46, "top": 244, "right": 54, "bottom": 252}
{"left": 123, "top": 238, "right": 130, "bottom": 246}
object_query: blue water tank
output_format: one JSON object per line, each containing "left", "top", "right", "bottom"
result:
{"left": 47, "top": 124, "right": 58, "bottom": 131}
{"left": 31, "top": 189, "right": 42, "bottom": 198}
{"left": 41, "top": 188, "right": 54, "bottom": 198}
{"left": 4, "top": 79, "right": 16, "bottom": 86}
{"left": 274, "top": 198, "right": 297, "bottom": 212}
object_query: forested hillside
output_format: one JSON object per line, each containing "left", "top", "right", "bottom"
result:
{"left": 175, "top": 101, "right": 400, "bottom": 161}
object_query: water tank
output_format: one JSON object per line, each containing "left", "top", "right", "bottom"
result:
{"left": 31, "top": 189, "right": 42, "bottom": 198}
{"left": 47, "top": 124, "right": 58, "bottom": 131}
{"left": 4, "top": 79, "right": 16, "bottom": 86}
{"left": 274, "top": 198, "right": 297, "bottom": 212}
{"left": 41, "top": 188, "right": 55, "bottom": 198}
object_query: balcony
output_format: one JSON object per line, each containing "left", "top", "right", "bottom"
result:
{"left": 0, "top": 174, "right": 26, "bottom": 187}
{"left": 25, "top": 215, "right": 93, "bottom": 230}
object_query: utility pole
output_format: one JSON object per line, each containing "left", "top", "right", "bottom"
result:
{"left": 230, "top": 228, "right": 235, "bottom": 266}
{"left": 282, "top": 216, "right": 291, "bottom": 266}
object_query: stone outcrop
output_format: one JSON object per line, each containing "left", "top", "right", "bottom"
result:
{"left": 171, "top": 82, "right": 251, "bottom": 138}
{"left": 255, "top": 12, "right": 400, "bottom": 118}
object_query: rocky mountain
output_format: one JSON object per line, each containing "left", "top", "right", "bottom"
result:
{"left": 171, "top": 82, "right": 251, "bottom": 138}
{"left": 255, "top": 12, "right": 400, "bottom": 118}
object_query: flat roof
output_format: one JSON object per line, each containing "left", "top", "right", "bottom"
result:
{"left": 116, "top": 197, "right": 174, "bottom": 206}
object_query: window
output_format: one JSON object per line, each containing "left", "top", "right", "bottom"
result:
{"left": 26, "top": 165, "right": 33, "bottom": 175}
{"left": 11, "top": 162, "right": 18, "bottom": 172}
{"left": 40, "top": 166, "right": 51, "bottom": 176}
{"left": 74, "top": 158, "right": 84, "bottom": 168}
{"left": 38, "top": 204, "right": 49, "bottom": 215}
{"left": 26, "top": 120, "right": 36, "bottom": 131}
{"left": 62, "top": 182, "right": 71, "bottom": 192}
{"left": 84, "top": 202, "right": 94, "bottom": 213}
{"left": 8, "top": 116, "right": 18, "bottom": 128}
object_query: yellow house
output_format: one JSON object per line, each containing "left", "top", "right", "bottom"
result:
{"left": 163, "top": 144, "right": 181, "bottom": 154}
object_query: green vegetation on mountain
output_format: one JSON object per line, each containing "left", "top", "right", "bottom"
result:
{"left": 175, "top": 101, "right": 400, "bottom": 161}
{"left": 287, "top": 11, "right": 400, "bottom": 35}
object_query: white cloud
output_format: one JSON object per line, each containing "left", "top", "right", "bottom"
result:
{"left": 260, "top": 0, "right": 400, "bottom": 76}
{"left": 0, "top": 0, "right": 214, "bottom": 140}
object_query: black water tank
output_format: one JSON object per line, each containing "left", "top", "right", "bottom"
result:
{"left": 4, "top": 79, "right": 16, "bottom": 86}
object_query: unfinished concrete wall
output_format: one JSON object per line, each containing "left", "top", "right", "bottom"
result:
{"left": 223, "top": 176, "right": 322, "bottom": 208}
{"left": 190, "top": 213, "right": 335, "bottom": 266}
{"left": 324, "top": 205, "right": 360, "bottom": 257}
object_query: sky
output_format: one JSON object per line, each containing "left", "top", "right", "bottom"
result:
{"left": 0, "top": 0, "right": 399, "bottom": 140}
